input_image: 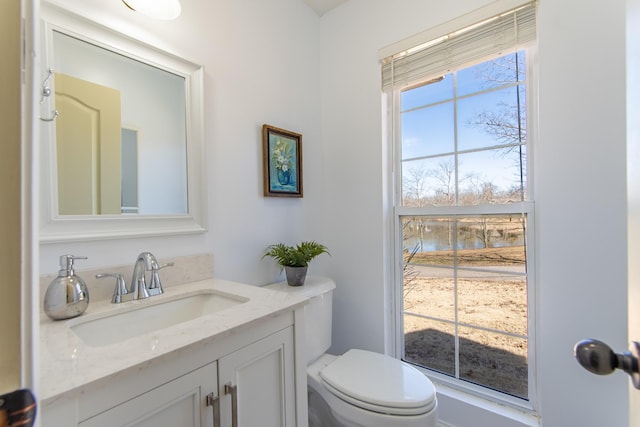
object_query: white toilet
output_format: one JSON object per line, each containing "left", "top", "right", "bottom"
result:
{"left": 266, "top": 277, "right": 438, "bottom": 427}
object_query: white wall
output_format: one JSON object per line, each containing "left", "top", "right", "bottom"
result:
{"left": 536, "top": 1, "right": 628, "bottom": 425}
{"left": 36, "top": 0, "right": 636, "bottom": 425}
{"left": 319, "top": 0, "right": 630, "bottom": 426}
{"left": 39, "top": 0, "right": 326, "bottom": 287}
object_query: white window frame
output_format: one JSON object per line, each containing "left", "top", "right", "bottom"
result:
{"left": 383, "top": 7, "right": 539, "bottom": 413}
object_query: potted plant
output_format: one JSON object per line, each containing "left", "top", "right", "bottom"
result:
{"left": 262, "top": 241, "right": 330, "bottom": 286}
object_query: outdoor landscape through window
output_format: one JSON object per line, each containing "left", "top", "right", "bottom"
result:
{"left": 398, "top": 50, "right": 531, "bottom": 399}
{"left": 402, "top": 216, "right": 528, "bottom": 398}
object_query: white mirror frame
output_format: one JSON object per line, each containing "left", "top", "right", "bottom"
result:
{"left": 39, "top": 4, "right": 206, "bottom": 243}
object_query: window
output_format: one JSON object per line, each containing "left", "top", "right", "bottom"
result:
{"left": 384, "top": 2, "right": 536, "bottom": 403}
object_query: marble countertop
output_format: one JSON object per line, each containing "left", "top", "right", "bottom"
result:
{"left": 39, "top": 278, "right": 308, "bottom": 403}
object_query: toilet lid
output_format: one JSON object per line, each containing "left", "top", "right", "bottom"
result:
{"left": 319, "top": 349, "right": 436, "bottom": 416}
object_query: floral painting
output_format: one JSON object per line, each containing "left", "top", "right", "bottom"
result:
{"left": 262, "top": 124, "right": 303, "bottom": 197}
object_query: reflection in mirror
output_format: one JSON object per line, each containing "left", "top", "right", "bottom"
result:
{"left": 53, "top": 30, "right": 188, "bottom": 215}
{"left": 40, "top": 4, "right": 206, "bottom": 242}
{"left": 121, "top": 128, "right": 139, "bottom": 214}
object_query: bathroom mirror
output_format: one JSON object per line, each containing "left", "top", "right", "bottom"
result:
{"left": 40, "top": 4, "right": 206, "bottom": 242}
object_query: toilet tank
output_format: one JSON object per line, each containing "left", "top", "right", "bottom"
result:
{"left": 265, "top": 276, "right": 336, "bottom": 363}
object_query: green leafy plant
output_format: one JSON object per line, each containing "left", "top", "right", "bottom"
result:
{"left": 262, "top": 241, "right": 330, "bottom": 268}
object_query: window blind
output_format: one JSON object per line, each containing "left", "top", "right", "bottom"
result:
{"left": 381, "top": 1, "right": 536, "bottom": 89}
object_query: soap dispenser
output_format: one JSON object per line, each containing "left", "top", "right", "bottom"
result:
{"left": 44, "top": 255, "right": 89, "bottom": 320}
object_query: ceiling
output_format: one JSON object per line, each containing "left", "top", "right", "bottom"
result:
{"left": 301, "top": 0, "right": 348, "bottom": 16}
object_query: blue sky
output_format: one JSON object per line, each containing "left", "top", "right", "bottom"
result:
{"left": 400, "top": 52, "right": 527, "bottom": 198}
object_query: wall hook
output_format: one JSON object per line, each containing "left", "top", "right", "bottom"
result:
{"left": 40, "top": 68, "right": 59, "bottom": 121}
{"left": 40, "top": 110, "right": 59, "bottom": 122}
{"left": 40, "top": 68, "right": 54, "bottom": 103}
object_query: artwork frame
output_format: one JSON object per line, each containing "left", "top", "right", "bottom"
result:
{"left": 262, "top": 124, "right": 303, "bottom": 198}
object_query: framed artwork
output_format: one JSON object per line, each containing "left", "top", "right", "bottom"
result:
{"left": 262, "top": 124, "right": 303, "bottom": 197}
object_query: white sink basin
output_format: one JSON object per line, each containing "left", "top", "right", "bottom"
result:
{"left": 70, "top": 291, "right": 248, "bottom": 347}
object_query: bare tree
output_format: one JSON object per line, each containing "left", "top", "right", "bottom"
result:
{"left": 403, "top": 164, "right": 429, "bottom": 207}
{"left": 429, "top": 159, "right": 456, "bottom": 206}
{"left": 465, "top": 51, "right": 527, "bottom": 199}
{"left": 469, "top": 106, "right": 525, "bottom": 146}
{"left": 402, "top": 239, "right": 421, "bottom": 303}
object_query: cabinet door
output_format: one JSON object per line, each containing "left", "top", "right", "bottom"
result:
{"left": 218, "top": 327, "right": 295, "bottom": 427}
{"left": 79, "top": 362, "right": 217, "bottom": 427}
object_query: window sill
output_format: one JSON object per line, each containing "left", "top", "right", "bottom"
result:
{"left": 431, "top": 380, "right": 540, "bottom": 427}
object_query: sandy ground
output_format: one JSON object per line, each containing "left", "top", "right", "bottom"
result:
{"left": 402, "top": 261, "right": 528, "bottom": 398}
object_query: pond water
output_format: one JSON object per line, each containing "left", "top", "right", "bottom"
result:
{"left": 403, "top": 217, "right": 526, "bottom": 252}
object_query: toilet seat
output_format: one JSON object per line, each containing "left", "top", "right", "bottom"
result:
{"left": 319, "top": 349, "right": 437, "bottom": 416}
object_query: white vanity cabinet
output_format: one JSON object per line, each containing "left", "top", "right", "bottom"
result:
{"left": 75, "top": 327, "right": 294, "bottom": 427}
{"left": 218, "top": 327, "right": 295, "bottom": 427}
{"left": 40, "top": 281, "right": 308, "bottom": 427}
{"left": 79, "top": 361, "right": 218, "bottom": 427}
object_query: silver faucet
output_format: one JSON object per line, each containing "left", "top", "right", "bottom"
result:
{"left": 95, "top": 252, "right": 173, "bottom": 303}
{"left": 131, "top": 252, "right": 174, "bottom": 298}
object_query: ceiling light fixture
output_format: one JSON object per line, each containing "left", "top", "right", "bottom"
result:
{"left": 122, "top": 0, "right": 182, "bottom": 20}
